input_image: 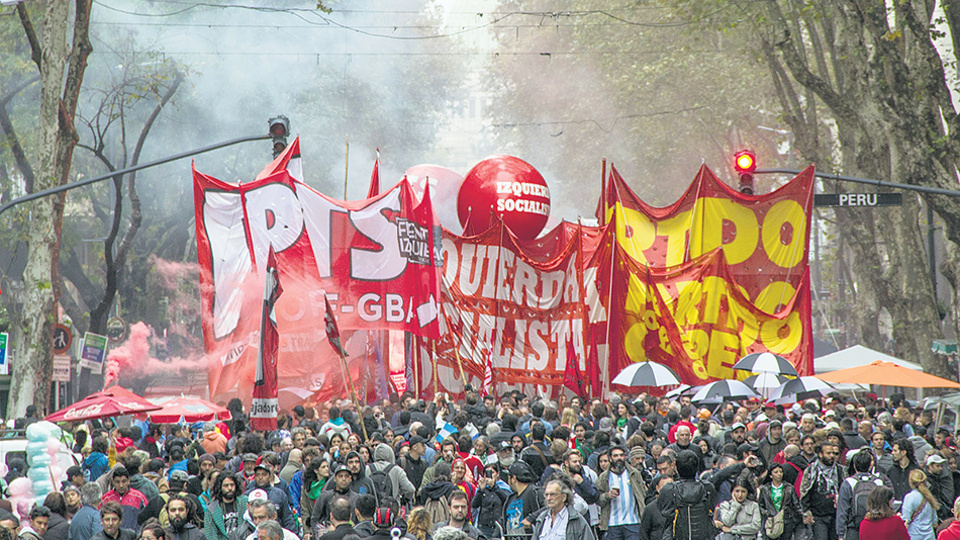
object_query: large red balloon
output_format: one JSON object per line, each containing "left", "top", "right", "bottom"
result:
{"left": 404, "top": 164, "right": 464, "bottom": 232}
{"left": 457, "top": 155, "right": 551, "bottom": 240}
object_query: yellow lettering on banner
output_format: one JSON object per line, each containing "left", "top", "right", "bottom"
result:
{"left": 624, "top": 322, "right": 649, "bottom": 363}
{"left": 755, "top": 281, "right": 796, "bottom": 313}
{"left": 727, "top": 300, "right": 760, "bottom": 349}
{"left": 681, "top": 328, "right": 709, "bottom": 360}
{"left": 689, "top": 197, "right": 759, "bottom": 264}
{"left": 657, "top": 211, "right": 692, "bottom": 266}
{"left": 609, "top": 204, "right": 656, "bottom": 264}
{"left": 762, "top": 200, "right": 807, "bottom": 268}
{"left": 699, "top": 276, "right": 730, "bottom": 325}
{"left": 706, "top": 329, "right": 740, "bottom": 379}
{"left": 673, "top": 281, "right": 703, "bottom": 327}
{"left": 624, "top": 274, "right": 651, "bottom": 313}
{"left": 760, "top": 313, "right": 803, "bottom": 354}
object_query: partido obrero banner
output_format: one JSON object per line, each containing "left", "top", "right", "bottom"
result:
{"left": 194, "top": 153, "right": 815, "bottom": 405}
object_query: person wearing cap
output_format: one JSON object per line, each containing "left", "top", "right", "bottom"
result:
{"left": 759, "top": 419, "right": 786, "bottom": 465}
{"left": 924, "top": 452, "right": 954, "bottom": 522}
{"left": 240, "top": 455, "right": 259, "bottom": 484}
{"left": 724, "top": 422, "right": 747, "bottom": 446}
{"left": 187, "top": 454, "right": 218, "bottom": 498}
{"left": 205, "top": 472, "right": 248, "bottom": 540}
{"left": 243, "top": 462, "right": 295, "bottom": 533}
{"left": 501, "top": 460, "right": 543, "bottom": 536}
{"left": 309, "top": 465, "right": 357, "bottom": 534}
{"left": 596, "top": 445, "right": 645, "bottom": 540}
{"left": 138, "top": 468, "right": 203, "bottom": 528}
{"left": 102, "top": 466, "right": 148, "bottom": 531}
{"left": 65, "top": 465, "right": 86, "bottom": 489}
{"left": 530, "top": 479, "right": 596, "bottom": 540}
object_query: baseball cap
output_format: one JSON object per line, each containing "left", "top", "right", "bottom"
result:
{"left": 764, "top": 402, "right": 777, "bottom": 409}
{"left": 66, "top": 465, "right": 83, "bottom": 478}
{"left": 248, "top": 488, "right": 270, "bottom": 502}
{"left": 242, "top": 453, "right": 258, "bottom": 463}
{"left": 927, "top": 454, "right": 947, "bottom": 466}
{"left": 506, "top": 460, "right": 538, "bottom": 483}
{"left": 498, "top": 441, "right": 512, "bottom": 451}
{"left": 254, "top": 462, "right": 271, "bottom": 472}
{"left": 768, "top": 419, "right": 782, "bottom": 428}
{"left": 169, "top": 470, "right": 189, "bottom": 484}
{"left": 333, "top": 464, "right": 353, "bottom": 476}
{"left": 731, "top": 422, "right": 746, "bottom": 431}
{"left": 598, "top": 417, "right": 614, "bottom": 432}
{"left": 845, "top": 403, "right": 857, "bottom": 412}
{"left": 824, "top": 409, "right": 836, "bottom": 417}
{"left": 408, "top": 435, "right": 427, "bottom": 447}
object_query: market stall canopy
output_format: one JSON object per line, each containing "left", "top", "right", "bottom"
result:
{"left": 45, "top": 386, "right": 161, "bottom": 422}
{"left": 814, "top": 345, "right": 922, "bottom": 373}
{"left": 817, "top": 361, "right": 960, "bottom": 389}
{"left": 143, "top": 396, "right": 232, "bottom": 424}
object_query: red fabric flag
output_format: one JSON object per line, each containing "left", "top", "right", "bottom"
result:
{"left": 563, "top": 337, "right": 585, "bottom": 399}
{"left": 367, "top": 148, "right": 381, "bottom": 198}
{"left": 251, "top": 246, "right": 281, "bottom": 431}
{"left": 324, "top": 295, "right": 347, "bottom": 358}
{"left": 586, "top": 332, "right": 602, "bottom": 398}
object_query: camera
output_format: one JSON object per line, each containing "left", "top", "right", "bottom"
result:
{"left": 390, "top": 528, "right": 402, "bottom": 539}
{"left": 484, "top": 470, "right": 494, "bottom": 479}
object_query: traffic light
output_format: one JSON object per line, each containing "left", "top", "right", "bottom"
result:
{"left": 268, "top": 116, "right": 290, "bottom": 158}
{"left": 734, "top": 150, "right": 756, "bottom": 195}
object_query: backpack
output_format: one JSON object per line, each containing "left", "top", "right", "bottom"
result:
{"left": 846, "top": 474, "right": 884, "bottom": 528}
{"left": 424, "top": 495, "right": 450, "bottom": 524}
{"left": 369, "top": 463, "right": 396, "bottom": 499}
{"left": 667, "top": 480, "right": 716, "bottom": 540}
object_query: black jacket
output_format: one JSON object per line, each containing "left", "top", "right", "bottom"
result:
{"left": 657, "top": 478, "right": 718, "bottom": 540}
{"left": 639, "top": 501, "right": 664, "bottom": 540}
{"left": 164, "top": 524, "right": 205, "bottom": 540}
{"left": 471, "top": 485, "right": 508, "bottom": 538}
{"left": 43, "top": 513, "right": 70, "bottom": 540}
{"left": 318, "top": 524, "right": 357, "bottom": 540}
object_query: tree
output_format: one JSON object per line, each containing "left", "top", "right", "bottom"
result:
{"left": 1, "top": 0, "right": 92, "bottom": 415}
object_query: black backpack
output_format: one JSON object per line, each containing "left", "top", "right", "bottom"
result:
{"left": 664, "top": 479, "right": 716, "bottom": 540}
{"left": 369, "top": 463, "right": 396, "bottom": 498}
{"left": 846, "top": 474, "right": 884, "bottom": 528}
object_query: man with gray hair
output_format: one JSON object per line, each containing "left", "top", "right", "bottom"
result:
{"left": 69, "top": 483, "right": 103, "bottom": 540}
{"left": 237, "top": 499, "right": 298, "bottom": 540}
{"left": 255, "top": 521, "right": 283, "bottom": 540}
{"left": 531, "top": 479, "right": 596, "bottom": 540}
{"left": 433, "top": 527, "right": 469, "bottom": 540}
{"left": 202, "top": 421, "right": 227, "bottom": 454}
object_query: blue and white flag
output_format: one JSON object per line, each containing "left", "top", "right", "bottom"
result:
{"left": 436, "top": 422, "right": 459, "bottom": 444}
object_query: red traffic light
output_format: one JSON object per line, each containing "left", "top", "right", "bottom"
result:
{"left": 734, "top": 150, "right": 756, "bottom": 173}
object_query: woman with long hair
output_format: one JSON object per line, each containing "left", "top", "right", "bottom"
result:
{"left": 560, "top": 408, "right": 577, "bottom": 429}
{"left": 901, "top": 469, "right": 938, "bottom": 540}
{"left": 405, "top": 507, "right": 433, "bottom": 540}
{"left": 758, "top": 462, "right": 802, "bottom": 540}
{"left": 300, "top": 456, "right": 331, "bottom": 530}
{"left": 859, "top": 486, "right": 908, "bottom": 540}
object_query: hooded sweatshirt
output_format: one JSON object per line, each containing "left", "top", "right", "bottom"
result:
{"left": 201, "top": 431, "right": 227, "bottom": 454}
{"left": 319, "top": 417, "right": 351, "bottom": 440}
{"left": 368, "top": 443, "right": 416, "bottom": 502}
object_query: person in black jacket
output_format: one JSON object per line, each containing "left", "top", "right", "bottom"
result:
{"left": 639, "top": 477, "right": 670, "bottom": 540}
{"left": 471, "top": 465, "right": 508, "bottom": 539}
{"left": 657, "top": 450, "right": 717, "bottom": 540}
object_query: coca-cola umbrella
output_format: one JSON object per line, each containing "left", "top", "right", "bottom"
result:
{"left": 144, "top": 396, "right": 232, "bottom": 424}
{"left": 45, "top": 386, "right": 160, "bottom": 422}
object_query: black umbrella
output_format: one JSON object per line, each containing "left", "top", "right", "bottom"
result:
{"left": 733, "top": 352, "right": 798, "bottom": 377}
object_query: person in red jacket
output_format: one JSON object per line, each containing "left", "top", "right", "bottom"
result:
{"left": 938, "top": 498, "right": 960, "bottom": 540}
{"left": 859, "top": 485, "right": 908, "bottom": 540}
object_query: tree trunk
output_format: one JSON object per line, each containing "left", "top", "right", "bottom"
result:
{"left": 8, "top": 0, "right": 91, "bottom": 416}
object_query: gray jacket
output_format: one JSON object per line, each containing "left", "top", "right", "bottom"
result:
{"left": 370, "top": 443, "right": 417, "bottom": 502}
{"left": 530, "top": 507, "right": 595, "bottom": 540}
{"left": 716, "top": 499, "right": 761, "bottom": 539}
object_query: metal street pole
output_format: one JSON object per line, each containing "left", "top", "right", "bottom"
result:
{"left": 0, "top": 133, "right": 271, "bottom": 218}
{"left": 755, "top": 168, "right": 960, "bottom": 198}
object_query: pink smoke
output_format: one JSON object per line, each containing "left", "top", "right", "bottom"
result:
{"left": 104, "top": 321, "right": 215, "bottom": 388}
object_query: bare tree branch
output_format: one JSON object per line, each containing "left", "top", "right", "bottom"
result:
{"left": 16, "top": 3, "right": 41, "bottom": 72}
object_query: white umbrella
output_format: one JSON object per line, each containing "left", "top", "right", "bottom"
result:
{"left": 612, "top": 361, "right": 682, "bottom": 387}
{"left": 691, "top": 379, "right": 760, "bottom": 403}
{"left": 744, "top": 373, "right": 791, "bottom": 399}
{"left": 733, "top": 352, "right": 799, "bottom": 376}
{"left": 769, "top": 376, "right": 836, "bottom": 404}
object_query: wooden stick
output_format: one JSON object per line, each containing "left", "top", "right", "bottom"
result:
{"left": 432, "top": 340, "right": 439, "bottom": 399}
{"left": 338, "top": 351, "right": 369, "bottom": 441}
{"left": 413, "top": 335, "right": 421, "bottom": 399}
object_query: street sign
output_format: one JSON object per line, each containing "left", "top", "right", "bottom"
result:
{"left": 79, "top": 332, "right": 107, "bottom": 374}
{"left": 814, "top": 193, "right": 902, "bottom": 207}
{"left": 53, "top": 324, "right": 72, "bottom": 354}
{"left": 0, "top": 333, "right": 7, "bottom": 375}
{"left": 106, "top": 317, "right": 127, "bottom": 343}
{"left": 52, "top": 354, "right": 71, "bottom": 382}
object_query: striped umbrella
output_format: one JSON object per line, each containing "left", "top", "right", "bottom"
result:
{"left": 612, "top": 361, "right": 682, "bottom": 387}
{"left": 733, "top": 352, "right": 799, "bottom": 377}
{"left": 744, "top": 372, "right": 791, "bottom": 400}
{"left": 691, "top": 379, "right": 760, "bottom": 403}
{"left": 769, "top": 376, "right": 836, "bottom": 404}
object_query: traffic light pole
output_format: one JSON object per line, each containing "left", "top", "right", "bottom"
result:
{"left": 0, "top": 133, "right": 271, "bottom": 219}
{"left": 756, "top": 168, "right": 960, "bottom": 198}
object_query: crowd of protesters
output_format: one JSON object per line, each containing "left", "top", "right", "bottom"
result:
{"left": 4, "top": 389, "right": 960, "bottom": 540}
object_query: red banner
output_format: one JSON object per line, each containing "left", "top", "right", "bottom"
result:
{"left": 194, "top": 165, "right": 442, "bottom": 408}
{"left": 251, "top": 247, "right": 280, "bottom": 431}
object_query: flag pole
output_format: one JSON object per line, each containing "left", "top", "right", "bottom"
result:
{"left": 431, "top": 340, "right": 439, "bottom": 399}
{"left": 337, "top": 351, "right": 369, "bottom": 441}
{"left": 413, "top": 335, "right": 421, "bottom": 398}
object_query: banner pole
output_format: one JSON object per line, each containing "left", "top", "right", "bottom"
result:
{"left": 339, "top": 351, "right": 369, "bottom": 441}
{"left": 600, "top": 158, "right": 607, "bottom": 226}
{"left": 453, "top": 339, "right": 467, "bottom": 390}
{"left": 343, "top": 135, "right": 350, "bottom": 199}
{"left": 432, "top": 340, "right": 439, "bottom": 399}
{"left": 413, "top": 335, "right": 421, "bottom": 399}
